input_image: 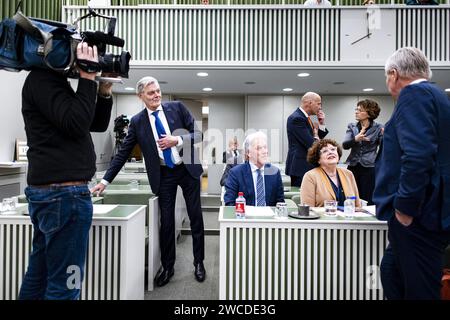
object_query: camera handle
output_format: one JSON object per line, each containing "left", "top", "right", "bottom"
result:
{"left": 72, "top": 8, "right": 117, "bottom": 36}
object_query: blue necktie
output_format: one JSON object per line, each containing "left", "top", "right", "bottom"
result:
{"left": 256, "top": 169, "right": 266, "bottom": 206}
{"left": 152, "top": 110, "right": 175, "bottom": 168}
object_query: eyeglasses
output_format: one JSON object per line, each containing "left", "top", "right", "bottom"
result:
{"left": 320, "top": 147, "right": 338, "bottom": 154}
{"left": 355, "top": 107, "right": 367, "bottom": 113}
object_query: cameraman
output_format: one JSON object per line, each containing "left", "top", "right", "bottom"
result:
{"left": 18, "top": 42, "right": 114, "bottom": 300}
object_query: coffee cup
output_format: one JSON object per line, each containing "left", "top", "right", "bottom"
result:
{"left": 298, "top": 204, "right": 310, "bottom": 216}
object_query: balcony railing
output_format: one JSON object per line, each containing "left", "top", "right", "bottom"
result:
{"left": 61, "top": 5, "right": 450, "bottom": 66}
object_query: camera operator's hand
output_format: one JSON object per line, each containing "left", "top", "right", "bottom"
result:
{"left": 90, "top": 182, "right": 106, "bottom": 196}
{"left": 77, "top": 42, "right": 98, "bottom": 81}
{"left": 98, "top": 81, "right": 113, "bottom": 97}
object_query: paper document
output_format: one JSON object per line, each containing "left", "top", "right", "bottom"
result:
{"left": 244, "top": 206, "right": 275, "bottom": 217}
{"left": 337, "top": 205, "right": 376, "bottom": 218}
{"left": 93, "top": 204, "right": 118, "bottom": 214}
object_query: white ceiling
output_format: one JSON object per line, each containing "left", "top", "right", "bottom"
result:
{"left": 113, "top": 66, "right": 450, "bottom": 96}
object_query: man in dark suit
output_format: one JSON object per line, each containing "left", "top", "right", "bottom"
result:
{"left": 285, "top": 92, "right": 328, "bottom": 187}
{"left": 91, "top": 76, "right": 205, "bottom": 287}
{"left": 373, "top": 47, "right": 450, "bottom": 299}
{"left": 224, "top": 132, "right": 284, "bottom": 206}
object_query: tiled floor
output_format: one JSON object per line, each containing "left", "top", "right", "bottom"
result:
{"left": 144, "top": 234, "right": 220, "bottom": 300}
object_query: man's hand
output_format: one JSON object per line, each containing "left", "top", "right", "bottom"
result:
{"left": 98, "top": 81, "right": 113, "bottom": 97}
{"left": 90, "top": 182, "right": 106, "bottom": 197}
{"left": 317, "top": 110, "right": 326, "bottom": 125}
{"left": 312, "top": 122, "right": 320, "bottom": 140}
{"left": 157, "top": 134, "right": 178, "bottom": 150}
{"left": 395, "top": 210, "right": 413, "bottom": 227}
{"left": 98, "top": 72, "right": 117, "bottom": 97}
{"left": 77, "top": 42, "right": 98, "bottom": 81}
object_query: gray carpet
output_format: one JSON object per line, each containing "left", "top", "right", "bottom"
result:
{"left": 145, "top": 234, "right": 220, "bottom": 300}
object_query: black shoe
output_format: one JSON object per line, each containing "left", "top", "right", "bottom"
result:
{"left": 155, "top": 268, "right": 174, "bottom": 287}
{"left": 194, "top": 262, "right": 206, "bottom": 282}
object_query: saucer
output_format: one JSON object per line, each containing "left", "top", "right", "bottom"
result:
{"left": 288, "top": 212, "right": 320, "bottom": 220}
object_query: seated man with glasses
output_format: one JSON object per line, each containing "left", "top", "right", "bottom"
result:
{"left": 300, "top": 139, "right": 361, "bottom": 207}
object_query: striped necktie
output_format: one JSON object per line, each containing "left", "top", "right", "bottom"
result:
{"left": 256, "top": 169, "right": 266, "bottom": 206}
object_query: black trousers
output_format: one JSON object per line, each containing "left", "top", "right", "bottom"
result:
{"left": 158, "top": 164, "right": 205, "bottom": 270}
{"left": 380, "top": 216, "right": 450, "bottom": 299}
{"left": 290, "top": 175, "right": 302, "bottom": 188}
{"left": 347, "top": 163, "right": 375, "bottom": 205}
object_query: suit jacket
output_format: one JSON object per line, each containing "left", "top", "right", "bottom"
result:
{"left": 224, "top": 162, "right": 285, "bottom": 206}
{"left": 285, "top": 108, "right": 328, "bottom": 180}
{"left": 300, "top": 167, "right": 361, "bottom": 207}
{"left": 373, "top": 81, "right": 450, "bottom": 231}
{"left": 343, "top": 121, "right": 384, "bottom": 167}
{"left": 103, "top": 101, "right": 203, "bottom": 195}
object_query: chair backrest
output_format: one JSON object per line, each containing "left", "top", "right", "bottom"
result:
{"left": 291, "top": 195, "right": 301, "bottom": 205}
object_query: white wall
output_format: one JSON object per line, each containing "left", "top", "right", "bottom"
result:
{"left": 246, "top": 94, "right": 396, "bottom": 163}
{"left": 0, "top": 71, "right": 28, "bottom": 162}
{"left": 247, "top": 96, "right": 284, "bottom": 163}
{"left": 207, "top": 96, "right": 245, "bottom": 165}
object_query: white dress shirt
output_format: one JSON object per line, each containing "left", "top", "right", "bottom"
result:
{"left": 146, "top": 106, "right": 183, "bottom": 165}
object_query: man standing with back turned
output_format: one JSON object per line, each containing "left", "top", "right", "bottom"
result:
{"left": 92, "top": 76, "right": 206, "bottom": 287}
{"left": 373, "top": 47, "right": 450, "bottom": 299}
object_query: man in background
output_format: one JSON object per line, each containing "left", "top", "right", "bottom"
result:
{"left": 374, "top": 47, "right": 450, "bottom": 299}
{"left": 224, "top": 131, "right": 284, "bottom": 206}
{"left": 285, "top": 92, "right": 328, "bottom": 187}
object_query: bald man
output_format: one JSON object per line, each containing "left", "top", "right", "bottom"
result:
{"left": 285, "top": 92, "right": 328, "bottom": 187}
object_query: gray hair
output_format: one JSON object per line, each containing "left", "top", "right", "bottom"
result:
{"left": 136, "top": 76, "right": 160, "bottom": 95}
{"left": 244, "top": 131, "right": 267, "bottom": 154}
{"left": 384, "top": 47, "right": 432, "bottom": 80}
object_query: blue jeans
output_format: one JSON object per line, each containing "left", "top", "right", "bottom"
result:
{"left": 18, "top": 185, "right": 93, "bottom": 300}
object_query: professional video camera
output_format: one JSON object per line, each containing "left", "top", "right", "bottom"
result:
{"left": 70, "top": 8, "right": 131, "bottom": 78}
{"left": 114, "top": 114, "right": 130, "bottom": 141}
{"left": 0, "top": 2, "right": 131, "bottom": 80}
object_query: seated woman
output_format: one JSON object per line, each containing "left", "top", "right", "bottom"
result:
{"left": 300, "top": 139, "right": 361, "bottom": 207}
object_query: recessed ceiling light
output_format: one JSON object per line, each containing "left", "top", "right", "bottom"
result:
{"left": 283, "top": 88, "right": 293, "bottom": 92}
{"left": 297, "top": 73, "right": 310, "bottom": 77}
{"left": 202, "top": 87, "right": 213, "bottom": 92}
{"left": 125, "top": 87, "right": 135, "bottom": 91}
{"left": 363, "top": 88, "right": 374, "bottom": 92}
{"left": 445, "top": 88, "right": 450, "bottom": 92}
{"left": 202, "top": 106, "right": 209, "bottom": 114}
{"left": 197, "top": 72, "right": 208, "bottom": 77}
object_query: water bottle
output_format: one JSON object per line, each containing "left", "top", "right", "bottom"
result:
{"left": 235, "top": 192, "right": 246, "bottom": 219}
{"left": 344, "top": 196, "right": 356, "bottom": 219}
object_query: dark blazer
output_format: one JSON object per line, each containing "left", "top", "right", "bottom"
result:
{"left": 224, "top": 162, "right": 285, "bottom": 206}
{"left": 373, "top": 81, "right": 450, "bottom": 231}
{"left": 285, "top": 108, "right": 328, "bottom": 180}
{"left": 103, "top": 101, "right": 203, "bottom": 194}
{"left": 343, "top": 121, "right": 384, "bottom": 167}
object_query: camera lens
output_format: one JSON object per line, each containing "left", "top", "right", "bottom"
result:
{"left": 98, "top": 51, "right": 131, "bottom": 78}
